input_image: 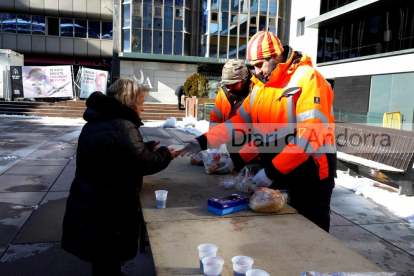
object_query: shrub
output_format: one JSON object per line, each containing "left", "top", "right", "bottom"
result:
{"left": 183, "top": 73, "right": 208, "bottom": 98}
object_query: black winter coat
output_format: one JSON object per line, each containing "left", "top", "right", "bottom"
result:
{"left": 62, "top": 92, "right": 171, "bottom": 262}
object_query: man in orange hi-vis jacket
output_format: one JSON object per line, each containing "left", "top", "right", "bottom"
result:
{"left": 182, "top": 31, "right": 336, "bottom": 232}
{"left": 211, "top": 59, "right": 260, "bottom": 173}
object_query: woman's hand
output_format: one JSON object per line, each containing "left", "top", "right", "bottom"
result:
{"left": 153, "top": 141, "right": 161, "bottom": 151}
{"left": 169, "top": 148, "right": 181, "bottom": 160}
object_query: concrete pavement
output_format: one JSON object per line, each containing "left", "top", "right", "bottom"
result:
{"left": 0, "top": 116, "right": 413, "bottom": 276}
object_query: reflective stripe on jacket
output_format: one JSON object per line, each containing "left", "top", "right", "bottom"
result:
{"left": 205, "top": 47, "right": 336, "bottom": 181}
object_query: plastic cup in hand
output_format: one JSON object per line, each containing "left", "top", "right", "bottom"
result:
{"left": 232, "top": 256, "right": 254, "bottom": 276}
{"left": 202, "top": 256, "right": 224, "bottom": 276}
{"left": 245, "top": 269, "right": 270, "bottom": 276}
{"left": 197, "top": 244, "right": 218, "bottom": 274}
{"left": 155, "top": 190, "right": 168, "bottom": 209}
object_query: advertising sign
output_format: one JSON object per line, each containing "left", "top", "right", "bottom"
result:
{"left": 22, "top": 66, "right": 73, "bottom": 98}
{"left": 10, "top": 66, "right": 23, "bottom": 99}
{"left": 80, "top": 68, "right": 108, "bottom": 99}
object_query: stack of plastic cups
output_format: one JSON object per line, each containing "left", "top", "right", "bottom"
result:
{"left": 197, "top": 244, "right": 218, "bottom": 274}
{"left": 246, "top": 269, "right": 270, "bottom": 276}
{"left": 202, "top": 256, "right": 224, "bottom": 276}
{"left": 232, "top": 256, "right": 254, "bottom": 276}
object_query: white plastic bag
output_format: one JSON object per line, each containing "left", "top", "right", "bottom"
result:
{"left": 234, "top": 164, "right": 261, "bottom": 193}
{"left": 201, "top": 144, "right": 229, "bottom": 174}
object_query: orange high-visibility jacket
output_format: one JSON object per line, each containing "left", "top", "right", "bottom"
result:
{"left": 202, "top": 47, "right": 336, "bottom": 181}
{"left": 209, "top": 84, "right": 259, "bottom": 167}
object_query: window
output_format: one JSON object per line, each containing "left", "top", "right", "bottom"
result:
{"left": 153, "top": 30, "right": 162, "bottom": 54}
{"left": 89, "top": 21, "right": 101, "bottom": 39}
{"left": 123, "top": 29, "right": 131, "bottom": 51}
{"left": 174, "top": 32, "right": 182, "bottom": 55}
{"left": 32, "top": 16, "right": 45, "bottom": 35}
{"left": 164, "top": 31, "right": 173, "bottom": 54}
{"left": 164, "top": 7, "right": 173, "bottom": 30}
{"left": 74, "top": 19, "right": 87, "bottom": 38}
{"left": 132, "top": 29, "right": 141, "bottom": 52}
{"left": 17, "top": 14, "right": 31, "bottom": 34}
{"left": 123, "top": 4, "right": 131, "bottom": 28}
{"left": 61, "top": 18, "right": 74, "bottom": 37}
{"left": 143, "top": 30, "right": 152, "bottom": 53}
{"left": 2, "top": 14, "right": 16, "bottom": 33}
{"left": 297, "top": 17, "right": 305, "bottom": 37}
{"left": 175, "top": 0, "right": 183, "bottom": 7}
{"left": 102, "top": 21, "right": 113, "bottom": 39}
{"left": 143, "top": 5, "right": 152, "bottom": 28}
{"left": 48, "top": 17, "right": 59, "bottom": 36}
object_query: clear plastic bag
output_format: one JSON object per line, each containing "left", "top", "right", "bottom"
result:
{"left": 201, "top": 144, "right": 229, "bottom": 174}
{"left": 219, "top": 175, "right": 235, "bottom": 189}
{"left": 234, "top": 164, "right": 262, "bottom": 193}
{"left": 189, "top": 152, "right": 204, "bottom": 166}
{"left": 249, "top": 188, "right": 288, "bottom": 213}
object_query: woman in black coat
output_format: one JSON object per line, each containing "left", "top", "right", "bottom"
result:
{"left": 62, "top": 79, "right": 178, "bottom": 275}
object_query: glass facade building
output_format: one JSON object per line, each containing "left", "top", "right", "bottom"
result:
{"left": 317, "top": 0, "right": 414, "bottom": 63}
{"left": 121, "top": 0, "right": 287, "bottom": 60}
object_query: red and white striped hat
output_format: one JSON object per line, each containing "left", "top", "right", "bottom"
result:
{"left": 247, "top": 31, "right": 284, "bottom": 61}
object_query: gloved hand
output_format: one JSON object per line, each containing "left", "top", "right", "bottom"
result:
{"left": 252, "top": 168, "right": 273, "bottom": 188}
{"left": 181, "top": 139, "right": 202, "bottom": 156}
{"left": 215, "top": 158, "right": 235, "bottom": 174}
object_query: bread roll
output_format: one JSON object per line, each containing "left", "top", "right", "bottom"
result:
{"left": 249, "top": 188, "right": 287, "bottom": 213}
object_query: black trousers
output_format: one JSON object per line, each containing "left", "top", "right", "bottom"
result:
{"left": 271, "top": 177, "right": 335, "bottom": 232}
{"left": 177, "top": 96, "right": 184, "bottom": 110}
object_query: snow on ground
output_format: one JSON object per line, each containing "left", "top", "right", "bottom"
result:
{"left": 336, "top": 170, "right": 414, "bottom": 229}
{"left": 144, "top": 116, "right": 414, "bottom": 229}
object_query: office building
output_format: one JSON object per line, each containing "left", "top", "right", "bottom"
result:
{"left": 114, "top": 0, "right": 291, "bottom": 102}
{"left": 289, "top": 0, "right": 414, "bottom": 130}
{"left": 0, "top": 0, "right": 113, "bottom": 73}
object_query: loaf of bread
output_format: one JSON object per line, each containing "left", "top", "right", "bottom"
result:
{"left": 249, "top": 188, "right": 287, "bottom": 213}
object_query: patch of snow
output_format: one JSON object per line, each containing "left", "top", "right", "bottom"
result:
{"left": 1, "top": 243, "right": 54, "bottom": 262}
{"left": 336, "top": 170, "right": 414, "bottom": 229}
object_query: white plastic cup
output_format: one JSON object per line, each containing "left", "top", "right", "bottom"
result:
{"left": 245, "top": 269, "right": 270, "bottom": 276}
{"left": 197, "top": 244, "right": 218, "bottom": 274}
{"left": 202, "top": 256, "right": 224, "bottom": 276}
{"left": 155, "top": 190, "right": 168, "bottom": 209}
{"left": 232, "top": 256, "right": 254, "bottom": 276}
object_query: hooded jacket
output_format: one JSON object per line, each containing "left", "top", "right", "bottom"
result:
{"left": 62, "top": 92, "right": 171, "bottom": 262}
{"left": 197, "top": 46, "right": 336, "bottom": 184}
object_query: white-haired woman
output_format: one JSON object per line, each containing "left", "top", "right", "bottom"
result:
{"left": 62, "top": 78, "right": 178, "bottom": 275}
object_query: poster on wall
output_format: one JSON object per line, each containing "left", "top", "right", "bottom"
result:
{"left": 22, "top": 66, "right": 73, "bottom": 98}
{"left": 80, "top": 68, "right": 108, "bottom": 99}
{"left": 10, "top": 66, "right": 23, "bottom": 99}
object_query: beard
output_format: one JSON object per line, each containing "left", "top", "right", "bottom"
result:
{"left": 227, "top": 92, "right": 238, "bottom": 103}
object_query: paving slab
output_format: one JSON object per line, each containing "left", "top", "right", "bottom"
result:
{"left": 38, "top": 142, "right": 77, "bottom": 151}
{"left": 330, "top": 224, "right": 414, "bottom": 276}
{"left": 0, "top": 165, "right": 65, "bottom": 192}
{"left": 360, "top": 223, "right": 414, "bottom": 256}
{"left": 331, "top": 186, "right": 406, "bottom": 224}
{"left": 330, "top": 211, "right": 355, "bottom": 227}
{"left": 0, "top": 155, "right": 22, "bottom": 175}
{"left": 0, "top": 132, "right": 56, "bottom": 141}
{"left": 0, "top": 242, "right": 155, "bottom": 276}
{"left": 0, "top": 242, "right": 91, "bottom": 276}
{"left": 24, "top": 149, "right": 77, "bottom": 160}
{"left": 13, "top": 191, "right": 68, "bottom": 244}
{"left": 0, "top": 140, "right": 46, "bottom": 156}
{"left": 18, "top": 159, "right": 70, "bottom": 166}
{"left": 67, "top": 158, "right": 76, "bottom": 166}
{"left": 0, "top": 192, "right": 45, "bottom": 245}
{"left": 50, "top": 166, "right": 76, "bottom": 191}
{"left": 140, "top": 127, "right": 180, "bottom": 147}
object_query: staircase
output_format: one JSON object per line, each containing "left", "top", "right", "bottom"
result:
{"left": 0, "top": 101, "right": 186, "bottom": 121}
